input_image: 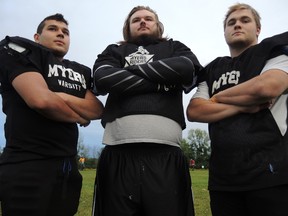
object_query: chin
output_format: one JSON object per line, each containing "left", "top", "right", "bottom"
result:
{"left": 53, "top": 50, "right": 67, "bottom": 58}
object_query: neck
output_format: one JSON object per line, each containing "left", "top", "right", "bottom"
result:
{"left": 56, "top": 56, "right": 64, "bottom": 61}
{"left": 229, "top": 41, "right": 258, "bottom": 58}
{"left": 53, "top": 51, "right": 65, "bottom": 61}
{"left": 230, "top": 47, "right": 248, "bottom": 58}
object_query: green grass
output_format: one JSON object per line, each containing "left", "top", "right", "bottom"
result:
{"left": 76, "top": 169, "right": 211, "bottom": 216}
{"left": 75, "top": 169, "right": 96, "bottom": 216}
{"left": 190, "top": 170, "right": 212, "bottom": 216}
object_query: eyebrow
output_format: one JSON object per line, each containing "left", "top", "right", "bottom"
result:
{"left": 228, "top": 15, "right": 251, "bottom": 23}
{"left": 47, "top": 24, "right": 70, "bottom": 33}
{"left": 131, "top": 15, "right": 155, "bottom": 21}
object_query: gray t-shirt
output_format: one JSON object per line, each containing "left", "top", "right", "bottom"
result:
{"left": 103, "top": 115, "right": 182, "bottom": 147}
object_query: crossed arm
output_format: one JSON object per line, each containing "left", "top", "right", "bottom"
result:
{"left": 94, "top": 55, "right": 196, "bottom": 95}
{"left": 12, "top": 72, "right": 103, "bottom": 126}
{"left": 56, "top": 90, "right": 103, "bottom": 120}
{"left": 187, "top": 69, "right": 288, "bottom": 123}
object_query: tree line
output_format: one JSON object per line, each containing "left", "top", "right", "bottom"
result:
{"left": 0, "top": 129, "right": 211, "bottom": 170}
{"left": 75, "top": 128, "right": 211, "bottom": 170}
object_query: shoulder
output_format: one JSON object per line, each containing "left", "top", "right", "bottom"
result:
{"left": 261, "top": 31, "right": 288, "bottom": 45}
{"left": 261, "top": 54, "right": 288, "bottom": 74}
{"left": 97, "top": 43, "right": 124, "bottom": 56}
{"left": 103, "top": 43, "right": 120, "bottom": 52}
{"left": 205, "top": 56, "right": 231, "bottom": 69}
{"left": 167, "top": 38, "right": 188, "bottom": 47}
{"left": 255, "top": 31, "right": 288, "bottom": 55}
{"left": 0, "top": 36, "right": 50, "bottom": 72}
{"left": 1, "top": 36, "right": 49, "bottom": 53}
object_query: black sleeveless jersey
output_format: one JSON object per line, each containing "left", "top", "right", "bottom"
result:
{"left": 0, "top": 36, "right": 92, "bottom": 163}
{"left": 204, "top": 31, "right": 288, "bottom": 191}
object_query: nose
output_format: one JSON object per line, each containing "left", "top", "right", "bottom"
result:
{"left": 140, "top": 18, "right": 146, "bottom": 25}
{"left": 234, "top": 20, "right": 242, "bottom": 29}
{"left": 57, "top": 30, "right": 64, "bottom": 38}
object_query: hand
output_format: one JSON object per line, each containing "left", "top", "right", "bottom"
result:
{"left": 78, "top": 119, "right": 90, "bottom": 127}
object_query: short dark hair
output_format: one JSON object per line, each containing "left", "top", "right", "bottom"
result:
{"left": 36, "top": 13, "right": 68, "bottom": 34}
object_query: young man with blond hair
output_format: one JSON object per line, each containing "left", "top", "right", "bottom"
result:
{"left": 187, "top": 3, "right": 288, "bottom": 216}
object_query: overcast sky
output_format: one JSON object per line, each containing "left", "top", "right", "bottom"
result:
{"left": 1, "top": 0, "right": 287, "bottom": 151}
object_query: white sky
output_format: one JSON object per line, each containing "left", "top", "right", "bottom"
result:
{"left": 0, "top": 0, "right": 287, "bottom": 151}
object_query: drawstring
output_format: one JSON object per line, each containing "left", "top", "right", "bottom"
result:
{"left": 62, "top": 158, "right": 72, "bottom": 199}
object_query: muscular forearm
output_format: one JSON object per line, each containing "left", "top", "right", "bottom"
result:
{"left": 186, "top": 98, "right": 265, "bottom": 123}
{"left": 212, "top": 70, "right": 288, "bottom": 106}
{"left": 56, "top": 91, "right": 104, "bottom": 120}
{"left": 12, "top": 72, "right": 89, "bottom": 125}
{"left": 186, "top": 98, "right": 241, "bottom": 123}
{"left": 32, "top": 92, "right": 89, "bottom": 125}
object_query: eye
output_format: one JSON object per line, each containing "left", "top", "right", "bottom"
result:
{"left": 48, "top": 26, "right": 57, "bottom": 31}
{"left": 145, "top": 17, "right": 153, "bottom": 21}
{"left": 227, "top": 19, "right": 236, "bottom": 26}
{"left": 63, "top": 30, "right": 70, "bottom": 36}
{"left": 242, "top": 17, "right": 251, "bottom": 23}
{"left": 131, "top": 18, "right": 140, "bottom": 23}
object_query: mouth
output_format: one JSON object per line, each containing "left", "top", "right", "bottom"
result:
{"left": 138, "top": 27, "right": 148, "bottom": 31}
{"left": 232, "top": 31, "right": 243, "bottom": 36}
{"left": 54, "top": 40, "right": 65, "bottom": 46}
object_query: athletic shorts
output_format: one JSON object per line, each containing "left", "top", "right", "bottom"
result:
{"left": 210, "top": 184, "right": 288, "bottom": 216}
{"left": 92, "top": 143, "right": 195, "bottom": 216}
{"left": 0, "top": 157, "right": 82, "bottom": 216}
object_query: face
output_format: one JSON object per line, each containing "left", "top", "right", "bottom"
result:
{"left": 224, "top": 9, "right": 260, "bottom": 49}
{"left": 129, "top": 9, "right": 158, "bottom": 39}
{"left": 34, "top": 20, "right": 70, "bottom": 59}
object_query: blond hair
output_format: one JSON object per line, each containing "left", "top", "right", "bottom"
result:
{"left": 223, "top": 3, "right": 261, "bottom": 30}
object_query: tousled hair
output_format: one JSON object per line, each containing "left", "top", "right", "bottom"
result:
{"left": 121, "top": 6, "right": 166, "bottom": 43}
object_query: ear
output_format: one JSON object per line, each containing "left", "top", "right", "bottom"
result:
{"left": 34, "top": 33, "right": 40, "bottom": 43}
{"left": 256, "top": 27, "right": 261, "bottom": 37}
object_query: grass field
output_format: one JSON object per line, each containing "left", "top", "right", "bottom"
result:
{"left": 76, "top": 169, "right": 211, "bottom": 216}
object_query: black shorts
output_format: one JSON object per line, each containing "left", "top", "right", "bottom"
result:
{"left": 210, "top": 184, "right": 288, "bottom": 216}
{"left": 0, "top": 157, "right": 82, "bottom": 216}
{"left": 92, "top": 143, "right": 194, "bottom": 216}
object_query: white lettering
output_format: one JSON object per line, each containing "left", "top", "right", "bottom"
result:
{"left": 58, "top": 65, "right": 67, "bottom": 78}
{"left": 48, "top": 65, "right": 59, "bottom": 77}
{"left": 212, "top": 70, "right": 240, "bottom": 94}
{"left": 57, "top": 79, "right": 82, "bottom": 91}
{"left": 48, "top": 64, "right": 87, "bottom": 89}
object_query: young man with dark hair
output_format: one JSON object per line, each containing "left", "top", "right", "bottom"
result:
{"left": 0, "top": 13, "right": 103, "bottom": 216}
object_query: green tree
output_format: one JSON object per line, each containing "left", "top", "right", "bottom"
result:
{"left": 180, "top": 139, "right": 193, "bottom": 160}
{"left": 182, "top": 128, "right": 211, "bottom": 169}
